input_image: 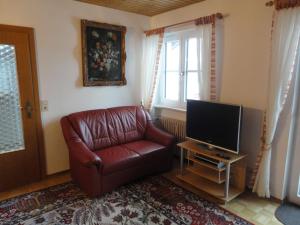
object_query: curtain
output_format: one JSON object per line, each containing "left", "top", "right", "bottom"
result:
{"left": 196, "top": 14, "right": 220, "bottom": 101}
{"left": 140, "top": 32, "right": 164, "bottom": 111}
{"left": 197, "top": 24, "right": 212, "bottom": 100}
{"left": 253, "top": 7, "right": 300, "bottom": 197}
{"left": 275, "top": 0, "right": 300, "bottom": 10}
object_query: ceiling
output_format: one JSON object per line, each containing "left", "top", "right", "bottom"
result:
{"left": 76, "top": 0, "right": 205, "bottom": 16}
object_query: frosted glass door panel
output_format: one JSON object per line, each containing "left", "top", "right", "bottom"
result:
{"left": 0, "top": 44, "right": 24, "bottom": 153}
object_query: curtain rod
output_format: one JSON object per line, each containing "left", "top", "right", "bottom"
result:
{"left": 144, "top": 12, "right": 226, "bottom": 35}
{"left": 266, "top": 0, "right": 300, "bottom": 9}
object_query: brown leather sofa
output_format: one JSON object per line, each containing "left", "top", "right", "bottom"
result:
{"left": 61, "top": 106, "right": 175, "bottom": 197}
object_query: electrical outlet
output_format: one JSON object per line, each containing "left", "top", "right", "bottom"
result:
{"left": 40, "top": 100, "right": 49, "bottom": 112}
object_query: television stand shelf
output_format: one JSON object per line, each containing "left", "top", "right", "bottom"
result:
{"left": 177, "top": 140, "right": 247, "bottom": 203}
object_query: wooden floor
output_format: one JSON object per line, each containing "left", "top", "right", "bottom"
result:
{"left": 164, "top": 169, "right": 282, "bottom": 225}
{"left": 0, "top": 170, "right": 282, "bottom": 225}
{"left": 0, "top": 172, "right": 71, "bottom": 202}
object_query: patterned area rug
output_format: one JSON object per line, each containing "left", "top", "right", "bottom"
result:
{"left": 0, "top": 176, "right": 252, "bottom": 225}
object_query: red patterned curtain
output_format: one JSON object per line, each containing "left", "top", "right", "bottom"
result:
{"left": 195, "top": 13, "right": 223, "bottom": 26}
{"left": 275, "top": 0, "right": 300, "bottom": 10}
{"left": 144, "top": 28, "right": 165, "bottom": 37}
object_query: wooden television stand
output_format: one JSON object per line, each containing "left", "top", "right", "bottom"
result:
{"left": 177, "top": 140, "right": 247, "bottom": 203}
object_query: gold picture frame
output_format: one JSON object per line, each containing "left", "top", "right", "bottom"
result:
{"left": 81, "top": 20, "right": 127, "bottom": 86}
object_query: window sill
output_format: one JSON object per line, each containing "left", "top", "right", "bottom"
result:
{"left": 154, "top": 105, "right": 186, "bottom": 113}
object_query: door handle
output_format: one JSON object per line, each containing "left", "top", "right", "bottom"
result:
{"left": 25, "top": 101, "right": 33, "bottom": 118}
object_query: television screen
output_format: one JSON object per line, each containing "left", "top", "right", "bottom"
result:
{"left": 186, "top": 100, "right": 242, "bottom": 154}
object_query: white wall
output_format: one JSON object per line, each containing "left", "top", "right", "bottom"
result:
{"left": 0, "top": 0, "right": 150, "bottom": 174}
{"left": 151, "top": 0, "right": 278, "bottom": 195}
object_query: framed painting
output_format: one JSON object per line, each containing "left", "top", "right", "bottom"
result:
{"left": 81, "top": 20, "right": 127, "bottom": 86}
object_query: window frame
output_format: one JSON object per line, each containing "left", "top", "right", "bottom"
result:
{"left": 158, "top": 29, "right": 201, "bottom": 109}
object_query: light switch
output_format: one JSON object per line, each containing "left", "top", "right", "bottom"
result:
{"left": 40, "top": 100, "right": 49, "bottom": 112}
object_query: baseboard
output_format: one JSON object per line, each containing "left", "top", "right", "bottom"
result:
{"left": 45, "top": 169, "right": 70, "bottom": 179}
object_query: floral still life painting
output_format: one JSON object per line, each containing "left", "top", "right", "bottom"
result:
{"left": 81, "top": 20, "right": 126, "bottom": 86}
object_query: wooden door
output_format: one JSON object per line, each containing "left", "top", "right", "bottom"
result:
{"left": 0, "top": 24, "right": 44, "bottom": 191}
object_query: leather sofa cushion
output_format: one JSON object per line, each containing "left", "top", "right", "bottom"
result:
{"left": 68, "top": 110, "right": 118, "bottom": 150}
{"left": 67, "top": 106, "right": 147, "bottom": 151}
{"left": 107, "top": 107, "right": 147, "bottom": 144}
{"left": 124, "top": 140, "right": 166, "bottom": 157}
{"left": 95, "top": 146, "right": 140, "bottom": 175}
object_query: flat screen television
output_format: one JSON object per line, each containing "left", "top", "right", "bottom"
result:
{"left": 186, "top": 100, "right": 243, "bottom": 154}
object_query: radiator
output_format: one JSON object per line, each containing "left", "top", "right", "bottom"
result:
{"left": 158, "top": 117, "right": 186, "bottom": 143}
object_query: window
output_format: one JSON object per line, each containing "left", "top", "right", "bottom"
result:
{"left": 158, "top": 30, "right": 202, "bottom": 108}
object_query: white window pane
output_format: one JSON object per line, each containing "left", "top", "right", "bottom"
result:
{"left": 165, "top": 71, "right": 179, "bottom": 100}
{"left": 187, "top": 38, "right": 198, "bottom": 71}
{"left": 186, "top": 72, "right": 199, "bottom": 100}
{"left": 199, "top": 38, "right": 203, "bottom": 71}
{"left": 166, "top": 40, "right": 180, "bottom": 71}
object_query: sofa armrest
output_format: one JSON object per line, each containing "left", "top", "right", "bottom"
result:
{"left": 69, "top": 140, "right": 102, "bottom": 167}
{"left": 145, "top": 123, "right": 175, "bottom": 147}
{"left": 61, "top": 116, "right": 102, "bottom": 168}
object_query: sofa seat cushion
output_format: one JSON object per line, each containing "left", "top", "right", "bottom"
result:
{"left": 95, "top": 146, "right": 140, "bottom": 175}
{"left": 124, "top": 140, "right": 166, "bottom": 157}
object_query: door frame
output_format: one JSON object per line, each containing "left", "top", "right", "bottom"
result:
{"left": 0, "top": 24, "right": 46, "bottom": 178}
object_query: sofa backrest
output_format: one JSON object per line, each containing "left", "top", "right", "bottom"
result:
{"left": 67, "top": 106, "right": 148, "bottom": 151}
